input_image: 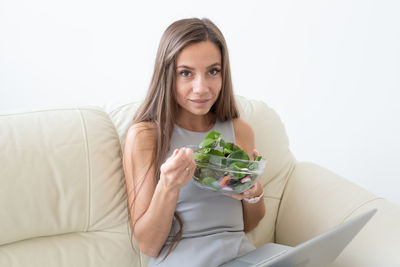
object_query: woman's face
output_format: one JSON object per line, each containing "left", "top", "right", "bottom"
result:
{"left": 175, "top": 41, "right": 222, "bottom": 117}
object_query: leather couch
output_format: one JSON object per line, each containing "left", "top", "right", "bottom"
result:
{"left": 1, "top": 96, "right": 399, "bottom": 266}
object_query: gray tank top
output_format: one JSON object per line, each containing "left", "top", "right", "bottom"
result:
{"left": 148, "top": 120, "right": 255, "bottom": 267}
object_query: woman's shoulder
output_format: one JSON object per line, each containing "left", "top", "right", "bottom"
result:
{"left": 125, "top": 121, "right": 157, "bottom": 147}
{"left": 232, "top": 118, "right": 255, "bottom": 153}
{"left": 232, "top": 118, "right": 254, "bottom": 136}
{"left": 127, "top": 121, "right": 157, "bottom": 135}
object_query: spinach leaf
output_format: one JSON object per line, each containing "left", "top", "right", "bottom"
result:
{"left": 227, "top": 150, "right": 250, "bottom": 161}
{"left": 199, "top": 138, "right": 216, "bottom": 148}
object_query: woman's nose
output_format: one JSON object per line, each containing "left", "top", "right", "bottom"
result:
{"left": 192, "top": 75, "right": 208, "bottom": 93}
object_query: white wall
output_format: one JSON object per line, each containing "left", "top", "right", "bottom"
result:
{"left": 1, "top": 0, "right": 399, "bottom": 204}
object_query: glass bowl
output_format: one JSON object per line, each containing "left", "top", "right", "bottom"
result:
{"left": 186, "top": 145, "right": 267, "bottom": 194}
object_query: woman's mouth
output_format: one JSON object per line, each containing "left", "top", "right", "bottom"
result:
{"left": 189, "top": 99, "right": 210, "bottom": 107}
{"left": 190, "top": 99, "right": 209, "bottom": 103}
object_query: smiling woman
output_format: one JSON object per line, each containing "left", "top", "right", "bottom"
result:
{"left": 175, "top": 41, "right": 222, "bottom": 132}
{"left": 122, "top": 17, "right": 265, "bottom": 267}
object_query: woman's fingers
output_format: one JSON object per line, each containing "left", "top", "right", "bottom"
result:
{"left": 160, "top": 147, "right": 197, "bottom": 191}
{"left": 181, "top": 147, "right": 196, "bottom": 176}
{"left": 243, "top": 183, "right": 257, "bottom": 195}
{"left": 169, "top": 147, "right": 195, "bottom": 178}
{"left": 168, "top": 147, "right": 189, "bottom": 163}
{"left": 224, "top": 181, "right": 263, "bottom": 201}
{"left": 244, "top": 181, "right": 263, "bottom": 197}
{"left": 167, "top": 147, "right": 182, "bottom": 162}
{"left": 252, "top": 149, "right": 259, "bottom": 160}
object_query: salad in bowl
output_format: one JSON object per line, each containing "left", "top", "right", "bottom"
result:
{"left": 188, "top": 130, "right": 266, "bottom": 194}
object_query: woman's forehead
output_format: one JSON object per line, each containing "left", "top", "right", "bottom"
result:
{"left": 176, "top": 41, "right": 221, "bottom": 68}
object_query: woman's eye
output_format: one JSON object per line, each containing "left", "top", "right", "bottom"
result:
{"left": 209, "top": 68, "right": 221, "bottom": 76}
{"left": 180, "top": 71, "right": 192, "bottom": 77}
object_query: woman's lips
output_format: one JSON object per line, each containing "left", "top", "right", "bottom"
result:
{"left": 189, "top": 99, "right": 210, "bottom": 107}
{"left": 190, "top": 99, "right": 209, "bottom": 103}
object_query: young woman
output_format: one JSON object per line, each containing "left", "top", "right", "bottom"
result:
{"left": 123, "top": 18, "right": 265, "bottom": 267}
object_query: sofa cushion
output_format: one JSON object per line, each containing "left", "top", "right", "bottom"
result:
{"left": 0, "top": 224, "right": 137, "bottom": 267}
{"left": 0, "top": 108, "right": 128, "bottom": 245}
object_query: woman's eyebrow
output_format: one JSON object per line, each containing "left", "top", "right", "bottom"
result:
{"left": 208, "top": 63, "right": 221, "bottom": 68}
{"left": 176, "top": 65, "right": 194, "bottom": 70}
{"left": 176, "top": 62, "right": 221, "bottom": 69}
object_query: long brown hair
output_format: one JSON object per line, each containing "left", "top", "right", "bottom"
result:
{"left": 130, "top": 17, "right": 239, "bottom": 257}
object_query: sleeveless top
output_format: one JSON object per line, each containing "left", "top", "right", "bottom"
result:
{"left": 147, "top": 120, "right": 255, "bottom": 267}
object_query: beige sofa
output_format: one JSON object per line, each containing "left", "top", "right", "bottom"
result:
{"left": 1, "top": 96, "right": 399, "bottom": 267}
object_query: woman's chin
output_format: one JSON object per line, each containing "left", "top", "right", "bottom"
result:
{"left": 180, "top": 102, "right": 215, "bottom": 117}
{"left": 191, "top": 107, "right": 212, "bottom": 116}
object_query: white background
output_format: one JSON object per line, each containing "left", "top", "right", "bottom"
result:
{"left": 1, "top": 0, "right": 399, "bottom": 205}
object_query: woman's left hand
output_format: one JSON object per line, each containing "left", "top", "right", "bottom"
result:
{"left": 224, "top": 180, "right": 263, "bottom": 201}
{"left": 225, "top": 148, "right": 263, "bottom": 201}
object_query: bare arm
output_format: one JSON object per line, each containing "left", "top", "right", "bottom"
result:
{"left": 123, "top": 123, "right": 195, "bottom": 257}
{"left": 231, "top": 118, "right": 266, "bottom": 232}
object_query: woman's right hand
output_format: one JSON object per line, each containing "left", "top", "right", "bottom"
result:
{"left": 159, "top": 147, "right": 196, "bottom": 192}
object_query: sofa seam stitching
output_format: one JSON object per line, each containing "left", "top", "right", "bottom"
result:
{"left": 341, "top": 197, "right": 383, "bottom": 223}
{"left": 104, "top": 111, "right": 124, "bottom": 152}
{"left": 78, "top": 109, "right": 92, "bottom": 232}
{"left": 273, "top": 157, "right": 297, "bottom": 241}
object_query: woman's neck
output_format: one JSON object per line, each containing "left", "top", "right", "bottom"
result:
{"left": 175, "top": 112, "right": 216, "bottom": 132}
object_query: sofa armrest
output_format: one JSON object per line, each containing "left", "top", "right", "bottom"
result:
{"left": 275, "top": 161, "right": 400, "bottom": 266}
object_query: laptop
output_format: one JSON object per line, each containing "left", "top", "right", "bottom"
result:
{"left": 220, "top": 209, "right": 377, "bottom": 267}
